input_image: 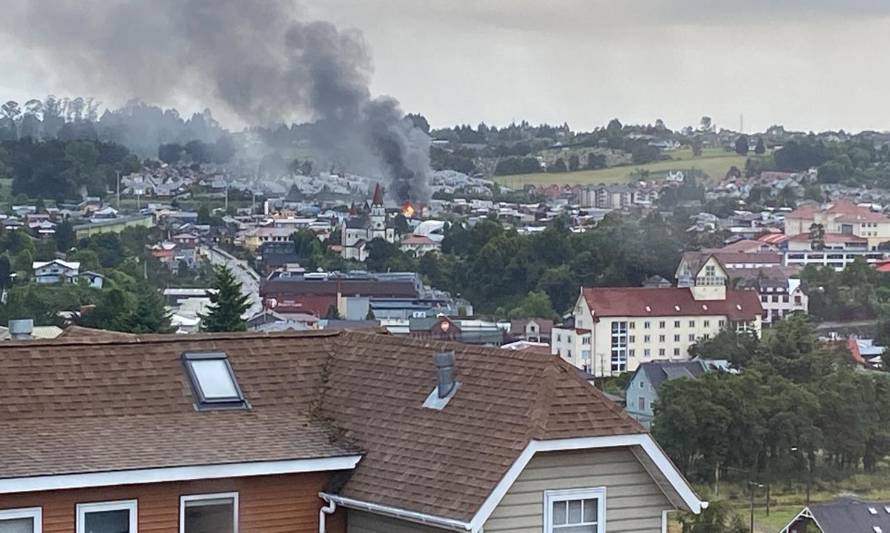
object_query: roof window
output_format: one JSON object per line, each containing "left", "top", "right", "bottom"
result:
{"left": 868, "top": 507, "right": 878, "bottom": 515}
{"left": 183, "top": 352, "right": 247, "bottom": 409}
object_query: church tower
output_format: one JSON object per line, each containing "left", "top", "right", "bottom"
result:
{"left": 370, "top": 183, "right": 386, "bottom": 239}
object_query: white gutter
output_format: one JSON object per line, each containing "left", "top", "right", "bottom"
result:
{"left": 319, "top": 493, "right": 472, "bottom": 532}
{"left": 1, "top": 455, "right": 363, "bottom": 494}
{"left": 319, "top": 496, "right": 336, "bottom": 533}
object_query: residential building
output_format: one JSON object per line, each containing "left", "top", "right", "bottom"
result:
{"left": 847, "top": 336, "right": 885, "bottom": 368}
{"left": 624, "top": 360, "right": 725, "bottom": 428}
{"left": 32, "top": 260, "right": 80, "bottom": 284}
{"left": 73, "top": 214, "right": 154, "bottom": 239}
{"left": 783, "top": 233, "right": 885, "bottom": 270}
{"left": 554, "top": 257, "right": 762, "bottom": 376}
{"left": 0, "top": 329, "right": 705, "bottom": 533}
{"left": 399, "top": 234, "right": 439, "bottom": 255}
{"left": 780, "top": 497, "right": 890, "bottom": 533}
{"left": 731, "top": 267, "right": 808, "bottom": 324}
{"left": 509, "top": 318, "right": 554, "bottom": 343}
{"left": 784, "top": 200, "right": 890, "bottom": 250}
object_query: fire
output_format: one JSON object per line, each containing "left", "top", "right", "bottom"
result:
{"left": 401, "top": 202, "right": 416, "bottom": 218}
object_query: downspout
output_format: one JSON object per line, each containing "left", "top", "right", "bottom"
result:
{"left": 319, "top": 495, "right": 337, "bottom": 533}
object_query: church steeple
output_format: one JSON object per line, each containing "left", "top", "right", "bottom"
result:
{"left": 372, "top": 183, "right": 384, "bottom": 206}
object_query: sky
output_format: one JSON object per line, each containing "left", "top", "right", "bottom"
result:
{"left": 2, "top": 0, "right": 890, "bottom": 133}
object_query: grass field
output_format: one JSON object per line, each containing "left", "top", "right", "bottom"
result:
{"left": 0, "top": 178, "right": 12, "bottom": 204}
{"left": 688, "top": 466, "right": 890, "bottom": 533}
{"left": 494, "top": 148, "right": 755, "bottom": 187}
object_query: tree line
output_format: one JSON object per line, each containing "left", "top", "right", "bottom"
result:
{"left": 654, "top": 315, "right": 890, "bottom": 486}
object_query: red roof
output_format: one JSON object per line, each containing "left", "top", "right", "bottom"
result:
{"left": 582, "top": 287, "right": 762, "bottom": 320}
{"left": 787, "top": 232, "right": 867, "bottom": 243}
{"left": 874, "top": 260, "right": 890, "bottom": 273}
{"left": 400, "top": 234, "right": 435, "bottom": 245}
{"left": 372, "top": 183, "right": 384, "bottom": 205}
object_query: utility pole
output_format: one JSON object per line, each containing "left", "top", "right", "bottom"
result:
{"left": 116, "top": 171, "right": 121, "bottom": 209}
{"left": 749, "top": 481, "right": 763, "bottom": 533}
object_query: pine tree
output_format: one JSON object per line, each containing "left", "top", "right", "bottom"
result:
{"left": 200, "top": 265, "right": 251, "bottom": 332}
{"left": 122, "top": 285, "right": 173, "bottom": 334}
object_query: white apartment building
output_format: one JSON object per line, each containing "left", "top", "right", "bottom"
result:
{"left": 552, "top": 257, "right": 763, "bottom": 376}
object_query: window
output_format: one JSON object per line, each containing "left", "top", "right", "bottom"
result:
{"left": 0, "top": 508, "right": 41, "bottom": 533}
{"left": 643, "top": 335, "right": 650, "bottom": 343}
{"left": 629, "top": 335, "right": 635, "bottom": 343}
{"left": 183, "top": 352, "right": 246, "bottom": 409}
{"left": 659, "top": 348, "right": 665, "bottom": 356}
{"left": 76, "top": 500, "right": 137, "bottom": 533}
{"left": 688, "top": 334, "right": 695, "bottom": 342}
{"left": 703, "top": 320, "right": 710, "bottom": 328}
{"left": 610, "top": 321, "right": 628, "bottom": 373}
{"left": 638, "top": 397, "right": 646, "bottom": 411}
{"left": 643, "top": 321, "right": 650, "bottom": 329}
{"left": 644, "top": 349, "right": 651, "bottom": 357}
{"left": 658, "top": 321, "right": 665, "bottom": 329}
{"left": 582, "top": 337, "right": 590, "bottom": 345}
{"left": 628, "top": 321, "right": 635, "bottom": 329}
{"left": 718, "top": 320, "right": 725, "bottom": 328}
{"left": 673, "top": 334, "right": 680, "bottom": 342}
{"left": 673, "top": 348, "right": 680, "bottom": 356}
{"left": 674, "top": 320, "right": 680, "bottom": 328}
{"left": 628, "top": 349, "right": 635, "bottom": 357}
{"left": 688, "top": 320, "right": 695, "bottom": 328}
{"left": 544, "top": 488, "right": 605, "bottom": 533}
{"left": 180, "top": 493, "right": 238, "bottom": 533}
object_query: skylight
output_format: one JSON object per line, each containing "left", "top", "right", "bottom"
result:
{"left": 183, "top": 352, "right": 247, "bottom": 409}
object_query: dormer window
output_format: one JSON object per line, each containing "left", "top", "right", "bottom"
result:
{"left": 183, "top": 352, "right": 247, "bottom": 409}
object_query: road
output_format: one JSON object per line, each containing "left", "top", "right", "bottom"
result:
{"left": 198, "top": 245, "right": 263, "bottom": 319}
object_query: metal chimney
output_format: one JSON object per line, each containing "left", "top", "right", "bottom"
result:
{"left": 8, "top": 319, "right": 34, "bottom": 340}
{"left": 433, "top": 350, "right": 456, "bottom": 399}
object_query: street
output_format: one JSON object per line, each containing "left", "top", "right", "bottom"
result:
{"left": 198, "top": 245, "right": 263, "bottom": 319}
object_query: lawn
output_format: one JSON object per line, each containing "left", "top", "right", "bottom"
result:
{"left": 493, "top": 148, "right": 755, "bottom": 187}
{"left": 688, "top": 466, "right": 890, "bottom": 533}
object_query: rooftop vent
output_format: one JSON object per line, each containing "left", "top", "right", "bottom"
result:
{"left": 8, "top": 319, "right": 33, "bottom": 340}
{"left": 424, "top": 351, "right": 460, "bottom": 410}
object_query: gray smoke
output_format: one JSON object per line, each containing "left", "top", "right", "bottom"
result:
{"left": 2, "top": 0, "right": 431, "bottom": 202}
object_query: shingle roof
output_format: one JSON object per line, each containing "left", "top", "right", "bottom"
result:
{"left": 582, "top": 287, "right": 763, "bottom": 320}
{"left": 0, "top": 329, "right": 643, "bottom": 522}
{"left": 637, "top": 361, "right": 708, "bottom": 390}
{"left": 804, "top": 497, "right": 890, "bottom": 533}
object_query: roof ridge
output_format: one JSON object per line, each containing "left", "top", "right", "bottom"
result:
{"left": 2, "top": 328, "right": 343, "bottom": 348}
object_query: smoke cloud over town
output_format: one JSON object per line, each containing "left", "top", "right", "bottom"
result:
{"left": 2, "top": 0, "right": 431, "bottom": 201}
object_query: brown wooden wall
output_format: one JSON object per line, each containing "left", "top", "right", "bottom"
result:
{"left": 0, "top": 472, "right": 347, "bottom": 533}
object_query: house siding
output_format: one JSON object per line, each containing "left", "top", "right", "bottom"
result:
{"left": 483, "top": 448, "right": 672, "bottom": 533}
{"left": 347, "top": 510, "right": 450, "bottom": 533}
{"left": 0, "top": 472, "right": 345, "bottom": 533}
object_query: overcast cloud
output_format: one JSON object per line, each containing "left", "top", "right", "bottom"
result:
{"left": 2, "top": 0, "right": 889, "bottom": 132}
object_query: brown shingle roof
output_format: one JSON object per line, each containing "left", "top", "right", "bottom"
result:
{"left": 0, "top": 329, "right": 643, "bottom": 522}
{"left": 582, "top": 287, "right": 763, "bottom": 320}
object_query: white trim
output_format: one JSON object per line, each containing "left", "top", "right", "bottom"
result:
{"left": 544, "top": 487, "right": 606, "bottom": 533}
{"left": 180, "top": 492, "right": 239, "bottom": 533}
{"left": 319, "top": 493, "right": 472, "bottom": 532}
{"left": 0, "top": 455, "right": 362, "bottom": 494}
{"left": 76, "top": 499, "right": 137, "bottom": 533}
{"left": 0, "top": 507, "right": 42, "bottom": 533}
{"left": 467, "top": 434, "right": 705, "bottom": 532}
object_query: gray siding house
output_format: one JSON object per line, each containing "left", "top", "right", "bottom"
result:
{"left": 625, "top": 360, "right": 715, "bottom": 428}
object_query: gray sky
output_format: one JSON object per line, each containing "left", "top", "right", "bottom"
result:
{"left": 2, "top": 0, "right": 890, "bottom": 133}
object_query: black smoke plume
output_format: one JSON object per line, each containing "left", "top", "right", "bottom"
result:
{"left": 2, "top": 0, "right": 431, "bottom": 202}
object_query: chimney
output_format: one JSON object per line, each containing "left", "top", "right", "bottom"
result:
{"left": 8, "top": 319, "right": 34, "bottom": 340}
{"left": 434, "top": 350, "right": 456, "bottom": 399}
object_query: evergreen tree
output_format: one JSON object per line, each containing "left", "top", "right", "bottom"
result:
{"left": 122, "top": 285, "right": 173, "bottom": 333}
{"left": 200, "top": 265, "right": 251, "bottom": 332}
{"left": 754, "top": 137, "right": 766, "bottom": 154}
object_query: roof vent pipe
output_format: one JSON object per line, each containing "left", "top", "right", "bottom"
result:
{"left": 434, "top": 350, "right": 456, "bottom": 399}
{"left": 8, "top": 319, "right": 33, "bottom": 340}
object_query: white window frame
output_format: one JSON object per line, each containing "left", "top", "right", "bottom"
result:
{"left": 543, "top": 487, "right": 606, "bottom": 533}
{"left": 0, "top": 507, "right": 42, "bottom": 533}
{"left": 180, "top": 492, "right": 239, "bottom": 533}
{"left": 76, "top": 500, "right": 137, "bottom": 533}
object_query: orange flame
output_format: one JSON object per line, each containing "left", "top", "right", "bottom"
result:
{"left": 401, "top": 202, "right": 416, "bottom": 218}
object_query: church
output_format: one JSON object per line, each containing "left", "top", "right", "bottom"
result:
{"left": 340, "top": 183, "right": 397, "bottom": 261}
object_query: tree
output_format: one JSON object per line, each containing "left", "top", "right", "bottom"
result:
{"left": 81, "top": 287, "right": 130, "bottom": 331}
{"left": 699, "top": 116, "right": 713, "bottom": 132}
{"left": 55, "top": 220, "right": 75, "bottom": 253}
{"left": 12, "top": 249, "right": 33, "bottom": 275}
{"left": 734, "top": 135, "right": 749, "bottom": 155}
{"left": 536, "top": 266, "right": 577, "bottom": 315}
{"left": 548, "top": 158, "right": 567, "bottom": 173}
{"left": 689, "top": 329, "right": 760, "bottom": 369}
{"left": 158, "top": 143, "right": 183, "bottom": 164}
{"left": 568, "top": 154, "right": 580, "bottom": 171}
{"left": 690, "top": 137, "right": 703, "bottom": 157}
{"left": 508, "top": 291, "right": 557, "bottom": 320}
{"left": 678, "top": 501, "right": 746, "bottom": 533}
{"left": 0, "top": 255, "right": 11, "bottom": 289}
{"left": 755, "top": 137, "right": 766, "bottom": 154}
{"left": 606, "top": 118, "right": 623, "bottom": 149}
{"left": 200, "top": 265, "right": 251, "bottom": 332}
{"left": 122, "top": 285, "right": 173, "bottom": 333}
{"left": 809, "top": 223, "right": 826, "bottom": 251}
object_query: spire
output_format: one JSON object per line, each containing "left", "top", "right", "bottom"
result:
{"left": 372, "top": 183, "right": 384, "bottom": 206}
